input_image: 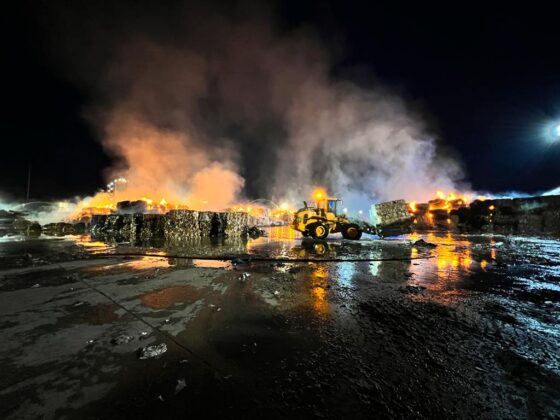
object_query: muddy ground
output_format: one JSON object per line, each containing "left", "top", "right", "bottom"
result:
{"left": 0, "top": 228, "right": 559, "bottom": 419}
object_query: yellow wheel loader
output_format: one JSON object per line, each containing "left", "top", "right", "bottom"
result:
{"left": 291, "top": 196, "right": 366, "bottom": 240}
{"left": 290, "top": 195, "right": 412, "bottom": 240}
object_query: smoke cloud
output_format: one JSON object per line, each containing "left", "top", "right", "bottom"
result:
{"left": 47, "top": 2, "right": 467, "bottom": 210}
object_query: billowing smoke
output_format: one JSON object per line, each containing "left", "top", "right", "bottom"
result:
{"left": 101, "top": 110, "right": 244, "bottom": 210}
{"left": 47, "top": 3, "right": 466, "bottom": 211}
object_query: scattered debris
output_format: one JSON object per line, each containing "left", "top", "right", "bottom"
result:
{"left": 413, "top": 239, "right": 437, "bottom": 249}
{"left": 247, "top": 226, "right": 266, "bottom": 238}
{"left": 111, "top": 334, "right": 134, "bottom": 345}
{"left": 175, "top": 378, "right": 186, "bottom": 395}
{"left": 139, "top": 343, "right": 168, "bottom": 359}
{"left": 399, "top": 285, "right": 426, "bottom": 294}
{"left": 239, "top": 272, "right": 251, "bottom": 281}
{"left": 31, "top": 283, "right": 41, "bottom": 288}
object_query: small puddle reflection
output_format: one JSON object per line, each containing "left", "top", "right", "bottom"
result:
{"left": 309, "top": 264, "right": 330, "bottom": 316}
{"left": 141, "top": 285, "right": 202, "bottom": 309}
{"left": 84, "top": 256, "right": 170, "bottom": 272}
{"left": 192, "top": 259, "right": 232, "bottom": 269}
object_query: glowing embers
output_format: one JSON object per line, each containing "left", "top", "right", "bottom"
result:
{"left": 407, "top": 190, "right": 472, "bottom": 229}
{"left": 71, "top": 193, "right": 190, "bottom": 222}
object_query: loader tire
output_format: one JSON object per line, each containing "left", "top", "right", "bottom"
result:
{"left": 309, "top": 223, "right": 329, "bottom": 240}
{"left": 342, "top": 224, "right": 362, "bottom": 240}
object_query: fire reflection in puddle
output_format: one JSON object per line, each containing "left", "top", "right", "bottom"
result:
{"left": 123, "top": 257, "right": 171, "bottom": 270}
{"left": 192, "top": 259, "right": 232, "bottom": 269}
{"left": 85, "top": 256, "right": 171, "bottom": 272}
{"left": 141, "top": 285, "right": 202, "bottom": 309}
{"left": 71, "top": 234, "right": 114, "bottom": 254}
{"left": 309, "top": 264, "right": 330, "bottom": 316}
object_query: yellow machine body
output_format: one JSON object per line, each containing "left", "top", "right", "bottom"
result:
{"left": 290, "top": 197, "right": 362, "bottom": 240}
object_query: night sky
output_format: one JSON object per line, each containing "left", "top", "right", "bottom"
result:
{"left": 3, "top": 1, "right": 559, "bottom": 201}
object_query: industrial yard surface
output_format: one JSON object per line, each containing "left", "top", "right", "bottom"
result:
{"left": 0, "top": 228, "right": 559, "bottom": 419}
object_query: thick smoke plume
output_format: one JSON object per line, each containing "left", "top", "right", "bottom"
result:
{"left": 51, "top": 4, "right": 466, "bottom": 210}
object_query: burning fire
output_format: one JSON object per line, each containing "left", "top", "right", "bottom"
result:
{"left": 406, "top": 190, "right": 484, "bottom": 228}
{"left": 69, "top": 172, "right": 297, "bottom": 226}
{"left": 70, "top": 193, "right": 190, "bottom": 222}
{"left": 230, "top": 202, "right": 296, "bottom": 223}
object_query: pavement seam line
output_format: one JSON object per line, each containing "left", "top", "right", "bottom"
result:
{"left": 58, "top": 263, "right": 225, "bottom": 376}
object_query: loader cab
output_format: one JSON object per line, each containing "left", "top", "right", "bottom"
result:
{"left": 316, "top": 198, "right": 341, "bottom": 216}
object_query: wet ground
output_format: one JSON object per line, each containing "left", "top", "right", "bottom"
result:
{"left": 0, "top": 227, "right": 559, "bottom": 419}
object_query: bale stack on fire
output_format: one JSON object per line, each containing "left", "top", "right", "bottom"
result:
{"left": 406, "top": 191, "right": 560, "bottom": 236}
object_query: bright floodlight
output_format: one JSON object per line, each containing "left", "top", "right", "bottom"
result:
{"left": 544, "top": 121, "right": 560, "bottom": 142}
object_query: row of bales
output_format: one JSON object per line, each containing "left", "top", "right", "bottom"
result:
{"left": 90, "top": 210, "right": 251, "bottom": 243}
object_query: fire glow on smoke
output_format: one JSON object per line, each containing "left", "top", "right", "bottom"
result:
{"left": 64, "top": 13, "right": 470, "bottom": 218}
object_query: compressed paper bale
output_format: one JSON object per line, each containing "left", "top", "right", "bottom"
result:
{"left": 104, "top": 215, "right": 121, "bottom": 234}
{"left": 139, "top": 214, "right": 166, "bottom": 240}
{"left": 90, "top": 215, "right": 108, "bottom": 236}
{"left": 221, "top": 212, "right": 249, "bottom": 237}
{"left": 90, "top": 214, "right": 135, "bottom": 241}
{"left": 117, "top": 200, "right": 147, "bottom": 214}
{"left": 43, "top": 222, "right": 86, "bottom": 236}
{"left": 543, "top": 210, "right": 560, "bottom": 234}
{"left": 210, "top": 212, "right": 224, "bottom": 236}
{"left": 517, "top": 214, "right": 543, "bottom": 234}
{"left": 164, "top": 210, "right": 200, "bottom": 241}
{"left": 369, "top": 200, "right": 410, "bottom": 226}
{"left": 198, "top": 212, "right": 214, "bottom": 237}
{"left": 117, "top": 214, "right": 136, "bottom": 239}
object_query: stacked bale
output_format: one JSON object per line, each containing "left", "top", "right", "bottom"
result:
{"left": 543, "top": 208, "right": 560, "bottom": 235}
{"left": 90, "top": 214, "right": 107, "bottom": 234}
{"left": 120, "top": 214, "right": 139, "bottom": 239}
{"left": 91, "top": 214, "right": 135, "bottom": 239}
{"left": 369, "top": 200, "right": 412, "bottom": 236}
{"left": 43, "top": 222, "right": 86, "bottom": 236}
{"left": 139, "top": 214, "right": 166, "bottom": 241}
{"left": 164, "top": 210, "right": 201, "bottom": 241}
{"left": 517, "top": 214, "right": 543, "bottom": 234}
{"left": 370, "top": 200, "right": 410, "bottom": 225}
{"left": 456, "top": 195, "right": 560, "bottom": 235}
{"left": 220, "top": 212, "right": 249, "bottom": 237}
{"left": 117, "top": 200, "right": 147, "bottom": 214}
{"left": 89, "top": 209, "right": 251, "bottom": 241}
{"left": 198, "top": 212, "right": 215, "bottom": 237}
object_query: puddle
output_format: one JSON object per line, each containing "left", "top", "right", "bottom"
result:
{"left": 141, "top": 285, "right": 203, "bottom": 309}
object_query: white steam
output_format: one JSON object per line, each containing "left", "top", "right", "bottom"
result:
{"left": 86, "top": 21, "right": 465, "bottom": 210}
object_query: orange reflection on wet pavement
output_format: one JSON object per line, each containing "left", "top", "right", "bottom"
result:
{"left": 309, "top": 264, "right": 330, "bottom": 316}
{"left": 141, "top": 285, "right": 202, "bottom": 309}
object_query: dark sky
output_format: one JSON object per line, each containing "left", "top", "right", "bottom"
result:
{"left": 3, "top": 1, "right": 559, "bottom": 200}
